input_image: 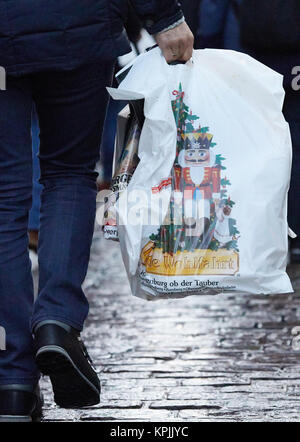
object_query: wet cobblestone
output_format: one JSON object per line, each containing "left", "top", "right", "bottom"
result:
{"left": 40, "top": 230, "right": 300, "bottom": 422}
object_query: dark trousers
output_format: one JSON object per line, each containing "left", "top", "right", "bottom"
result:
{"left": 0, "top": 62, "right": 114, "bottom": 385}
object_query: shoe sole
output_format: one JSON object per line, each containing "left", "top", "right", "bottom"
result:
{"left": 36, "top": 345, "right": 100, "bottom": 409}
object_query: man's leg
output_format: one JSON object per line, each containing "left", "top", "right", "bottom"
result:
{"left": 31, "top": 62, "right": 114, "bottom": 330}
{"left": 0, "top": 76, "right": 39, "bottom": 385}
{"left": 30, "top": 62, "right": 114, "bottom": 408}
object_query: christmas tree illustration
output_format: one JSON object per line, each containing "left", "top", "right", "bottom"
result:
{"left": 149, "top": 84, "right": 240, "bottom": 254}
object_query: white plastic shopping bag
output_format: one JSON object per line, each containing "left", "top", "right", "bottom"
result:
{"left": 107, "top": 48, "right": 293, "bottom": 300}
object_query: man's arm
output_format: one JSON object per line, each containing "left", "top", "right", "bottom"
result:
{"left": 129, "top": 0, "right": 194, "bottom": 62}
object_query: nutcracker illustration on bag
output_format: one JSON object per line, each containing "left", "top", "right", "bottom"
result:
{"left": 174, "top": 132, "right": 220, "bottom": 240}
{"left": 141, "top": 84, "right": 240, "bottom": 276}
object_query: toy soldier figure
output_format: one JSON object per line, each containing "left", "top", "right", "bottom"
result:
{"left": 174, "top": 133, "right": 221, "bottom": 240}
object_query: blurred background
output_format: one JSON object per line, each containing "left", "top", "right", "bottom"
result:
{"left": 29, "top": 0, "right": 300, "bottom": 422}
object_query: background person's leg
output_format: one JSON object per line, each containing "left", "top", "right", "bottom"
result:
{"left": 28, "top": 108, "right": 42, "bottom": 234}
{"left": 28, "top": 108, "right": 42, "bottom": 260}
{"left": 0, "top": 76, "right": 39, "bottom": 385}
{"left": 98, "top": 97, "right": 125, "bottom": 189}
{"left": 31, "top": 62, "right": 114, "bottom": 332}
{"left": 283, "top": 88, "right": 300, "bottom": 235}
{"left": 283, "top": 88, "right": 300, "bottom": 262}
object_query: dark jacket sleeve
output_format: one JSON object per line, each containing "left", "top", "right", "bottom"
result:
{"left": 129, "top": 0, "right": 184, "bottom": 34}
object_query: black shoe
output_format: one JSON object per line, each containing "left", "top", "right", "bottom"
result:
{"left": 0, "top": 385, "right": 43, "bottom": 422}
{"left": 34, "top": 321, "right": 100, "bottom": 409}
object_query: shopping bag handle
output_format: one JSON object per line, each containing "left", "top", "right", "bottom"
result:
{"left": 168, "top": 60, "right": 187, "bottom": 65}
{"left": 146, "top": 45, "right": 188, "bottom": 65}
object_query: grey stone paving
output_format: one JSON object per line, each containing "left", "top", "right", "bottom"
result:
{"left": 40, "top": 230, "right": 300, "bottom": 422}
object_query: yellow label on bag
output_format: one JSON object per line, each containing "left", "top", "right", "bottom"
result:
{"left": 141, "top": 245, "right": 239, "bottom": 276}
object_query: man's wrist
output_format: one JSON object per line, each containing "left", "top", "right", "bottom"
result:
{"left": 146, "top": 9, "right": 184, "bottom": 35}
{"left": 157, "top": 16, "right": 185, "bottom": 35}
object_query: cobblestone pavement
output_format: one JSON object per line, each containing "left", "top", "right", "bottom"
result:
{"left": 40, "top": 230, "right": 300, "bottom": 422}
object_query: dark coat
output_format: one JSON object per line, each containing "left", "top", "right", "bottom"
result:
{"left": 0, "top": 0, "right": 183, "bottom": 76}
